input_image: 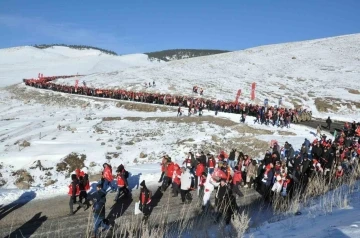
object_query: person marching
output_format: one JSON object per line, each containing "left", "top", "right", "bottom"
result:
{"left": 68, "top": 174, "right": 84, "bottom": 216}
{"left": 92, "top": 184, "right": 110, "bottom": 237}
{"left": 102, "top": 163, "right": 115, "bottom": 192}
{"left": 114, "top": 169, "right": 128, "bottom": 202}
{"left": 76, "top": 169, "right": 91, "bottom": 210}
{"left": 172, "top": 164, "right": 182, "bottom": 197}
{"left": 180, "top": 167, "right": 192, "bottom": 204}
{"left": 139, "top": 180, "right": 152, "bottom": 222}
{"left": 161, "top": 157, "right": 174, "bottom": 192}
{"left": 158, "top": 156, "right": 167, "bottom": 183}
{"left": 207, "top": 154, "right": 216, "bottom": 175}
{"left": 215, "top": 179, "right": 237, "bottom": 225}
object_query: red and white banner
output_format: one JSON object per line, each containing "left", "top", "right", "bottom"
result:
{"left": 235, "top": 89, "right": 241, "bottom": 104}
{"left": 75, "top": 79, "right": 79, "bottom": 92}
{"left": 251, "top": 82, "right": 256, "bottom": 100}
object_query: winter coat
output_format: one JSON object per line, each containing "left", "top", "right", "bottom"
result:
{"left": 165, "top": 162, "right": 175, "bottom": 178}
{"left": 301, "top": 159, "right": 312, "bottom": 175}
{"left": 195, "top": 163, "right": 205, "bottom": 177}
{"left": 172, "top": 169, "right": 181, "bottom": 185}
{"left": 139, "top": 186, "right": 151, "bottom": 205}
{"left": 180, "top": 169, "right": 192, "bottom": 190}
{"left": 208, "top": 158, "right": 216, "bottom": 168}
{"left": 68, "top": 179, "right": 80, "bottom": 197}
{"left": 216, "top": 184, "right": 230, "bottom": 201}
{"left": 232, "top": 171, "right": 242, "bottom": 185}
{"left": 78, "top": 174, "right": 90, "bottom": 191}
{"left": 246, "top": 163, "right": 257, "bottom": 179}
{"left": 93, "top": 189, "right": 107, "bottom": 217}
{"left": 263, "top": 168, "right": 274, "bottom": 186}
{"left": 199, "top": 155, "right": 207, "bottom": 166}
{"left": 312, "top": 145, "right": 323, "bottom": 159}
{"left": 190, "top": 154, "right": 197, "bottom": 168}
{"left": 103, "top": 166, "right": 113, "bottom": 182}
{"left": 228, "top": 151, "right": 236, "bottom": 161}
{"left": 288, "top": 147, "right": 295, "bottom": 159}
{"left": 117, "top": 174, "right": 126, "bottom": 187}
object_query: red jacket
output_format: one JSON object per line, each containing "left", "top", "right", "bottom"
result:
{"left": 208, "top": 158, "right": 215, "bottom": 168}
{"left": 75, "top": 169, "right": 90, "bottom": 190}
{"left": 195, "top": 163, "right": 205, "bottom": 177}
{"left": 117, "top": 174, "right": 126, "bottom": 187}
{"left": 336, "top": 169, "right": 344, "bottom": 178}
{"left": 103, "top": 166, "right": 113, "bottom": 182}
{"left": 232, "top": 171, "right": 242, "bottom": 185}
{"left": 172, "top": 169, "right": 181, "bottom": 185}
{"left": 167, "top": 162, "right": 175, "bottom": 177}
{"left": 68, "top": 183, "right": 80, "bottom": 196}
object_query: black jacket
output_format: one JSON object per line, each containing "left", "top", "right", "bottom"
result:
{"left": 301, "top": 159, "right": 312, "bottom": 175}
{"left": 199, "top": 155, "right": 207, "bottom": 166}
{"left": 93, "top": 189, "right": 107, "bottom": 217}
{"left": 228, "top": 151, "right": 235, "bottom": 161}
{"left": 312, "top": 145, "right": 323, "bottom": 158}
{"left": 216, "top": 184, "right": 230, "bottom": 202}
{"left": 78, "top": 174, "right": 88, "bottom": 191}
{"left": 139, "top": 186, "right": 151, "bottom": 205}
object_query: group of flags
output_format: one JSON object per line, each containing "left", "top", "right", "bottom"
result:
{"left": 234, "top": 82, "right": 257, "bottom": 103}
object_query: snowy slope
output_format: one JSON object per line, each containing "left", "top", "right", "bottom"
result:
{"left": 0, "top": 46, "right": 161, "bottom": 87}
{"left": 246, "top": 184, "right": 360, "bottom": 238}
{"left": 0, "top": 84, "right": 330, "bottom": 204}
{"left": 55, "top": 34, "right": 360, "bottom": 121}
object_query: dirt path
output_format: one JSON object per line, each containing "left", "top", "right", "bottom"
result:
{"left": 0, "top": 185, "right": 262, "bottom": 238}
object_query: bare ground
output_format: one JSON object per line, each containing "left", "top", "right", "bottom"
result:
{"left": 0, "top": 185, "right": 261, "bottom": 237}
{"left": 315, "top": 97, "right": 360, "bottom": 112}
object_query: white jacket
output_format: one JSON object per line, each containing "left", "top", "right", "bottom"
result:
{"left": 180, "top": 169, "right": 192, "bottom": 190}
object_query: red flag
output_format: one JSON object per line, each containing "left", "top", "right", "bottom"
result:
{"left": 235, "top": 89, "right": 241, "bottom": 104}
{"left": 251, "top": 83, "right": 256, "bottom": 100}
{"left": 75, "top": 79, "right": 79, "bottom": 92}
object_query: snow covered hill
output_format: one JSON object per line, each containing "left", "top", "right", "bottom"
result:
{"left": 54, "top": 34, "right": 360, "bottom": 121}
{"left": 0, "top": 46, "right": 162, "bottom": 87}
{"left": 145, "top": 49, "right": 230, "bottom": 62}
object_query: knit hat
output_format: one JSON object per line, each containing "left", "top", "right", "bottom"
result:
{"left": 140, "top": 180, "right": 146, "bottom": 187}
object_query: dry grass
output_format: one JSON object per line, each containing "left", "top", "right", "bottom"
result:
{"left": 314, "top": 97, "right": 340, "bottom": 112}
{"left": 115, "top": 101, "right": 175, "bottom": 112}
{"left": 271, "top": 165, "right": 360, "bottom": 218}
{"left": 315, "top": 97, "right": 360, "bottom": 112}
{"left": 56, "top": 152, "right": 86, "bottom": 175}
{"left": 348, "top": 89, "right": 360, "bottom": 94}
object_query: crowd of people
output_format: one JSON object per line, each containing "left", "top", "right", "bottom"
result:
{"left": 67, "top": 120, "right": 360, "bottom": 237}
{"left": 24, "top": 76, "right": 312, "bottom": 125}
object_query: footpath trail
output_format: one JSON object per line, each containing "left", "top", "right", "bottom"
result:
{"left": 298, "top": 118, "right": 346, "bottom": 135}
{"left": 0, "top": 185, "right": 262, "bottom": 238}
